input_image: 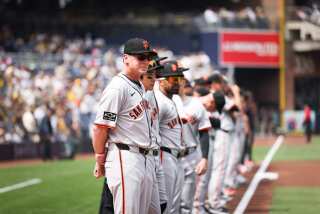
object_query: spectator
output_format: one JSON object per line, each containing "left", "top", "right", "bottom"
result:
{"left": 39, "top": 105, "right": 54, "bottom": 160}
{"left": 303, "top": 104, "right": 312, "bottom": 143}
{"left": 315, "top": 106, "right": 320, "bottom": 134}
{"left": 204, "top": 8, "right": 220, "bottom": 25}
{"left": 310, "top": 4, "right": 320, "bottom": 25}
{"left": 22, "top": 105, "right": 39, "bottom": 143}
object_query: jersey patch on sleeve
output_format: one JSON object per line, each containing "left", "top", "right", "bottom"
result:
{"left": 103, "top": 112, "right": 117, "bottom": 122}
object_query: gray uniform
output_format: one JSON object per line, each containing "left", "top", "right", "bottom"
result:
{"left": 194, "top": 112, "right": 218, "bottom": 211}
{"left": 94, "top": 73, "right": 159, "bottom": 214}
{"left": 173, "top": 95, "right": 211, "bottom": 214}
{"left": 155, "top": 89, "right": 185, "bottom": 214}
{"left": 225, "top": 113, "right": 246, "bottom": 188}
{"left": 145, "top": 90, "right": 168, "bottom": 212}
{"left": 207, "top": 97, "right": 235, "bottom": 210}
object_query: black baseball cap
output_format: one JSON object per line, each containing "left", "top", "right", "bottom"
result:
{"left": 157, "top": 60, "right": 189, "bottom": 78}
{"left": 212, "top": 91, "right": 225, "bottom": 113}
{"left": 194, "top": 78, "right": 209, "bottom": 86}
{"left": 195, "top": 87, "right": 210, "bottom": 96}
{"left": 123, "top": 38, "right": 157, "bottom": 57}
{"left": 147, "top": 55, "right": 167, "bottom": 74}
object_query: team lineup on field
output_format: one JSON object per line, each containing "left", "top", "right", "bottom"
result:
{"left": 92, "top": 38, "right": 255, "bottom": 214}
{"left": 1, "top": 1, "right": 320, "bottom": 214}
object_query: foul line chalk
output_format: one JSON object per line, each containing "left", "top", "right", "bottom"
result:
{"left": 0, "top": 178, "right": 42, "bottom": 194}
{"left": 234, "top": 135, "right": 284, "bottom": 214}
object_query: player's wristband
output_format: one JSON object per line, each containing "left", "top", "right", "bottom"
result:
{"left": 95, "top": 153, "right": 106, "bottom": 166}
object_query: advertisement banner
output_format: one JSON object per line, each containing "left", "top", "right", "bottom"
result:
{"left": 220, "top": 31, "right": 279, "bottom": 67}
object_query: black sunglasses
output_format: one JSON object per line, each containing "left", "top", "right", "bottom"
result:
{"left": 131, "top": 54, "right": 152, "bottom": 61}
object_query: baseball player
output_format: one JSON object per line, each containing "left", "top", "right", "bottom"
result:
{"left": 154, "top": 60, "right": 188, "bottom": 214}
{"left": 142, "top": 55, "right": 168, "bottom": 214}
{"left": 240, "top": 91, "right": 255, "bottom": 172}
{"left": 172, "top": 79, "right": 212, "bottom": 214}
{"left": 98, "top": 54, "right": 168, "bottom": 214}
{"left": 224, "top": 85, "right": 245, "bottom": 193}
{"left": 193, "top": 89, "right": 226, "bottom": 214}
{"left": 92, "top": 38, "right": 160, "bottom": 214}
{"left": 205, "top": 75, "right": 238, "bottom": 214}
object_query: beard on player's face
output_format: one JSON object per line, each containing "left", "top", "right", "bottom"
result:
{"left": 168, "top": 83, "right": 180, "bottom": 95}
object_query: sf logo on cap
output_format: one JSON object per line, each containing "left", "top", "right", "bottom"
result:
{"left": 171, "top": 64, "right": 177, "bottom": 72}
{"left": 143, "top": 40, "right": 149, "bottom": 50}
{"left": 149, "top": 60, "right": 157, "bottom": 67}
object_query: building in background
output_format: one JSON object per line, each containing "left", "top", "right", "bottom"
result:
{"left": 285, "top": 0, "right": 320, "bottom": 133}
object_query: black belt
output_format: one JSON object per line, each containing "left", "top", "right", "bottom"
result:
{"left": 115, "top": 143, "right": 158, "bottom": 156}
{"left": 160, "top": 146, "right": 197, "bottom": 159}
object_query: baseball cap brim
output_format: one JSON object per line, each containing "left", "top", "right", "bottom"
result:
{"left": 147, "top": 56, "right": 167, "bottom": 73}
{"left": 157, "top": 67, "right": 189, "bottom": 78}
{"left": 157, "top": 56, "right": 168, "bottom": 61}
{"left": 147, "top": 64, "right": 164, "bottom": 72}
{"left": 178, "top": 67, "right": 189, "bottom": 73}
{"left": 126, "top": 50, "right": 157, "bottom": 57}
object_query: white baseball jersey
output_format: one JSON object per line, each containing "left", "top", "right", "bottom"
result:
{"left": 154, "top": 90, "right": 184, "bottom": 150}
{"left": 94, "top": 73, "right": 152, "bottom": 148}
{"left": 173, "top": 95, "right": 211, "bottom": 147}
{"left": 144, "top": 90, "right": 161, "bottom": 149}
{"left": 220, "top": 96, "right": 235, "bottom": 132}
{"left": 144, "top": 90, "right": 168, "bottom": 207}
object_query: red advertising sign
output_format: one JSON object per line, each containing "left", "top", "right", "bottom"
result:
{"left": 220, "top": 32, "right": 279, "bottom": 67}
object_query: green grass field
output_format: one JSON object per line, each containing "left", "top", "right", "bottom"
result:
{"left": 271, "top": 187, "right": 320, "bottom": 214}
{"left": 254, "top": 136, "right": 320, "bottom": 214}
{"left": 0, "top": 158, "right": 101, "bottom": 214}
{"left": 0, "top": 136, "right": 319, "bottom": 214}
{"left": 253, "top": 136, "right": 320, "bottom": 162}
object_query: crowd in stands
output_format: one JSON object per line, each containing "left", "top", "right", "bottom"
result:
{"left": 196, "top": 6, "right": 270, "bottom": 30}
{"left": 0, "top": 29, "right": 278, "bottom": 148}
{"left": 294, "top": 3, "right": 320, "bottom": 26}
{"left": 0, "top": 29, "right": 218, "bottom": 146}
{"left": 0, "top": 30, "right": 118, "bottom": 146}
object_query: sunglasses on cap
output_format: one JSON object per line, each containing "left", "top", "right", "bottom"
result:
{"left": 130, "top": 54, "right": 152, "bottom": 61}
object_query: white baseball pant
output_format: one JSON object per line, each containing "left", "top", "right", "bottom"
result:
{"left": 194, "top": 137, "right": 215, "bottom": 208}
{"left": 149, "top": 154, "right": 168, "bottom": 214}
{"left": 225, "top": 130, "right": 245, "bottom": 188}
{"left": 161, "top": 151, "right": 184, "bottom": 214}
{"left": 207, "top": 130, "right": 231, "bottom": 209}
{"left": 180, "top": 150, "right": 201, "bottom": 214}
{"left": 105, "top": 143, "right": 160, "bottom": 214}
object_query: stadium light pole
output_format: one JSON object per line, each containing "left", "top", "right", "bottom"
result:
{"left": 279, "top": 0, "right": 286, "bottom": 128}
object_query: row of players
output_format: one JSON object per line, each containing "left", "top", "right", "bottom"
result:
{"left": 92, "top": 38, "right": 254, "bottom": 214}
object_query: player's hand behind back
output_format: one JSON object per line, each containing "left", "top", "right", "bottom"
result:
{"left": 195, "top": 158, "right": 208, "bottom": 175}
